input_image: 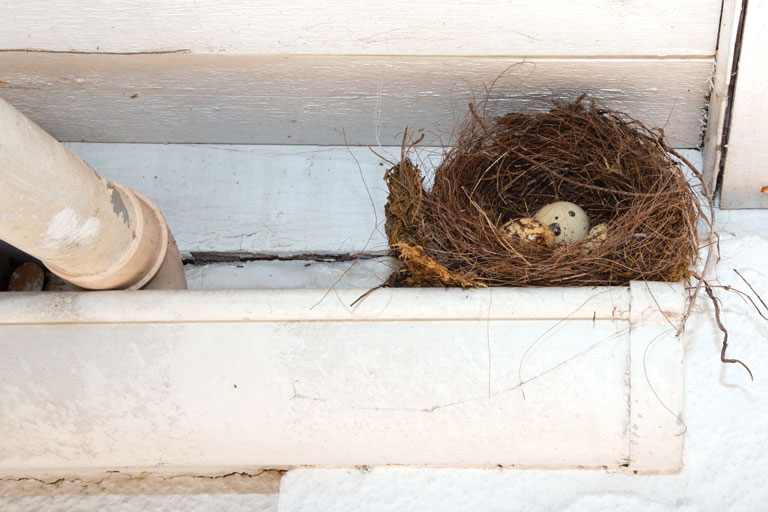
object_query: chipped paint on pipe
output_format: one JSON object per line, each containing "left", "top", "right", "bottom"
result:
{"left": 0, "top": 96, "right": 186, "bottom": 290}
{"left": 107, "top": 182, "right": 131, "bottom": 225}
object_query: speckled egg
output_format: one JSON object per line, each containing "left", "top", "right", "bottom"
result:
{"left": 534, "top": 201, "right": 590, "bottom": 244}
{"left": 588, "top": 223, "right": 608, "bottom": 242}
{"left": 581, "top": 223, "right": 609, "bottom": 253}
{"left": 501, "top": 217, "right": 556, "bottom": 248}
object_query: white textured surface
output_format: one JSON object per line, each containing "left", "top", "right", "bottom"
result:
{"left": 0, "top": 286, "right": 631, "bottom": 324}
{"left": 719, "top": 0, "right": 768, "bottom": 208}
{"left": 275, "top": 230, "right": 768, "bottom": 511}
{"left": 627, "top": 283, "right": 685, "bottom": 471}
{"left": 715, "top": 208, "right": 768, "bottom": 236}
{"left": 63, "top": 143, "right": 392, "bottom": 257}
{"left": 0, "top": 320, "right": 629, "bottom": 468}
{"left": 1, "top": 0, "right": 720, "bottom": 56}
{"left": 1, "top": 284, "right": 674, "bottom": 469}
{"left": 0, "top": 53, "right": 711, "bottom": 147}
{"left": 701, "top": 0, "right": 742, "bottom": 184}
{"left": 184, "top": 258, "right": 398, "bottom": 290}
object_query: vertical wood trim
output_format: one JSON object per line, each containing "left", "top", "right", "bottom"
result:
{"left": 702, "top": 0, "right": 744, "bottom": 187}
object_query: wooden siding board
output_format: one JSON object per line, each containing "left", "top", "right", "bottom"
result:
{"left": 61, "top": 143, "right": 702, "bottom": 257}
{"left": 1, "top": 53, "right": 712, "bottom": 147}
{"left": 2, "top": 0, "right": 721, "bottom": 56}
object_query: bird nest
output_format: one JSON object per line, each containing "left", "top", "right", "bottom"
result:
{"left": 383, "top": 96, "right": 704, "bottom": 288}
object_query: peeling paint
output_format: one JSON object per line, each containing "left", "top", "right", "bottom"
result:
{"left": 42, "top": 208, "right": 101, "bottom": 250}
{"left": 107, "top": 183, "right": 130, "bottom": 225}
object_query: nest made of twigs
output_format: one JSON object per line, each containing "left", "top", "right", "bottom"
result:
{"left": 384, "top": 95, "right": 703, "bottom": 288}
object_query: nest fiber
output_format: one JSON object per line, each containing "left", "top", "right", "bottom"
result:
{"left": 384, "top": 97, "right": 701, "bottom": 287}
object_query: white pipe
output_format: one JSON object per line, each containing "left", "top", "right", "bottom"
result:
{"left": 0, "top": 96, "right": 186, "bottom": 290}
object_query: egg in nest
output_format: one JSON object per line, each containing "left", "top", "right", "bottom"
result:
{"left": 534, "top": 201, "right": 590, "bottom": 244}
{"left": 501, "top": 218, "right": 556, "bottom": 248}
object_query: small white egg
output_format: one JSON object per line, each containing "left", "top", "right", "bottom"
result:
{"left": 501, "top": 217, "right": 556, "bottom": 248}
{"left": 534, "top": 201, "right": 590, "bottom": 244}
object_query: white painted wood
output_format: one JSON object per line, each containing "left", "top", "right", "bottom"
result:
{"left": 184, "top": 258, "right": 398, "bottom": 290}
{"left": 0, "top": 287, "right": 631, "bottom": 324}
{"left": 702, "top": 0, "right": 744, "bottom": 186}
{"left": 0, "top": 318, "right": 631, "bottom": 468}
{"left": 58, "top": 144, "right": 703, "bottom": 258}
{"left": 38, "top": 258, "right": 397, "bottom": 291}
{"left": 628, "top": 281, "right": 685, "bottom": 472}
{"left": 1, "top": 53, "right": 712, "bottom": 147}
{"left": 720, "top": 0, "right": 768, "bottom": 208}
{"left": 0, "top": 283, "right": 683, "bottom": 470}
{"left": 1, "top": 1, "right": 721, "bottom": 56}
{"left": 61, "top": 144, "right": 394, "bottom": 257}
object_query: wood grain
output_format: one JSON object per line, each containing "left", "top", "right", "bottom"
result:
{"left": 184, "top": 258, "right": 398, "bottom": 290}
{"left": 2, "top": 0, "right": 721, "bottom": 56}
{"left": 702, "top": 0, "right": 743, "bottom": 186}
{"left": 62, "top": 143, "right": 702, "bottom": 257}
{"left": 64, "top": 143, "right": 394, "bottom": 257}
{"left": 2, "top": 52, "right": 712, "bottom": 147}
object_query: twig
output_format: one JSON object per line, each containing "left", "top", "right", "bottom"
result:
{"left": 703, "top": 280, "right": 754, "bottom": 381}
{"left": 701, "top": 283, "right": 768, "bottom": 322}
{"left": 350, "top": 285, "right": 384, "bottom": 308}
{"left": 670, "top": 148, "right": 717, "bottom": 336}
{"left": 733, "top": 268, "right": 768, "bottom": 313}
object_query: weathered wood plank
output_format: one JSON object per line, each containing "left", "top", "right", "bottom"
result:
{"left": 62, "top": 143, "right": 702, "bottom": 257}
{"left": 701, "top": 0, "right": 744, "bottom": 186}
{"left": 1, "top": 53, "right": 712, "bottom": 147}
{"left": 184, "top": 258, "right": 398, "bottom": 290}
{"left": 63, "top": 144, "right": 393, "bottom": 257}
{"left": 2, "top": 0, "right": 721, "bottom": 56}
{"left": 720, "top": 0, "right": 768, "bottom": 208}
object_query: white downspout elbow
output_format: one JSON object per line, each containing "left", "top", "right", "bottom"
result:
{"left": 0, "top": 96, "right": 187, "bottom": 290}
